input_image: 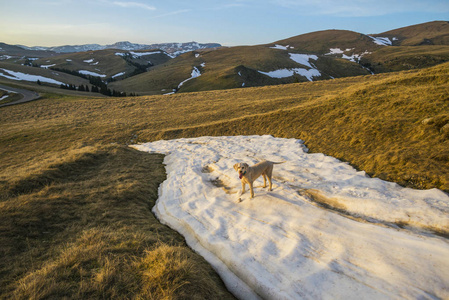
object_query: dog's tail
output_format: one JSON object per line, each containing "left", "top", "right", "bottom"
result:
{"left": 272, "top": 161, "right": 286, "bottom": 164}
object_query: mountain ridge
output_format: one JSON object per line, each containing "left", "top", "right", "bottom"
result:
{"left": 17, "top": 41, "right": 222, "bottom": 56}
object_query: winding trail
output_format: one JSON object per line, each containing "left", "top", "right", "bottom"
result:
{"left": 0, "top": 84, "right": 40, "bottom": 107}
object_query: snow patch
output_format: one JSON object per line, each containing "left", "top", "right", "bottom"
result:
{"left": 369, "top": 36, "right": 392, "bottom": 46}
{"left": 115, "top": 51, "right": 161, "bottom": 58}
{"left": 40, "top": 64, "right": 56, "bottom": 69}
{"left": 258, "top": 53, "right": 321, "bottom": 81}
{"left": 288, "top": 53, "right": 318, "bottom": 69}
{"left": 326, "top": 48, "right": 372, "bottom": 64}
{"left": 0, "top": 68, "right": 65, "bottom": 85}
{"left": 112, "top": 72, "right": 125, "bottom": 78}
{"left": 83, "top": 59, "right": 95, "bottom": 63}
{"left": 134, "top": 135, "right": 449, "bottom": 300}
{"left": 177, "top": 67, "right": 201, "bottom": 89}
{"left": 78, "top": 70, "right": 106, "bottom": 77}
{"left": 270, "top": 44, "right": 294, "bottom": 50}
{"left": 258, "top": 68, "right": 320, "bottom": 81}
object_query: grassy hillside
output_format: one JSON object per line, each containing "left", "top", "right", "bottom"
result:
{"left": 109, "top": 24, "right": 449, "bottom": 95}
{"left": 1, "top": 62, "right": 448, "bottom": 298}
{"left": 273, "top": 29, "right": 382, "bottom": 54}
{"left": 32, "top": 49, "right": 171, "bottom": 80}
{"left": 0, "top": 61, "right": 92, "bottom": 88}
{"left": 110, "top": 43, "right": 372, "bottom": 94}
{"left": 361, "top": 45, "right": 449, "bottom": 73}
{"left": 375, "top": 21, "right": 449, "bottom": 46}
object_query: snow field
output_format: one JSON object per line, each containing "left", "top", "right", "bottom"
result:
{"left": 258, "top": 53, "right": 321, "bottom": 81}
{"left": 78, "top": 70, "right": 106, "bottom": 77}
{"left": 177, "top": 66, "right": 202, "bottom": 89}
{"left": 134, "top": 136, "right": 449, "bottom": 300}
{"left": 0, "top": 68, "right": 66, "bottom": 85}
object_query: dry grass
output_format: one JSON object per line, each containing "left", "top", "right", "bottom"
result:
{"left": 0, "top": 61, "right": 448, "bottom": 299}
{"left": 0, "top": 145, "right": 234, "bottom": 299}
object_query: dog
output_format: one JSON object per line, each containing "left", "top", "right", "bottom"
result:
{"left": 233, "top": 160, "right": 284, "bottom": 198}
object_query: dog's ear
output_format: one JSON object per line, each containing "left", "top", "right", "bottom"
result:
{"left": 243, "top": 163, "right": 249, "bottom": 168}
{"left": 233, "top": 163, "right": 239, "bottom": 171}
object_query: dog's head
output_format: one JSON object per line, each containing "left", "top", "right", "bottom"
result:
{"left": 233, "top": 162, "right": 249, "bottom": 179}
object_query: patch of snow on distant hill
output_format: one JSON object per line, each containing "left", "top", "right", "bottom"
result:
{"left": 178, "top": 66, "right": 201, "bottom": 89}
{"left": 259, "top": 53, "right": 321, "bottom": 81}
{"left": 327, "top": 48, "right": 354, "bottom": 55}
{"left": 369, "top": 36, "right": 392, "bottom": 46}
{"left": 112, "top": 72, "right": 125, "bottom": 78}
{"left": 79, "top": 70, "right": 106, "bottom": 77}
{"left": 259, "top": 68, "right": 320, "bottom": 81}
{"left": 40, "top": 64, "right": 56, "bottom": 69}
{"left": 271, "top": 44, "right": 290, "bottom": 50}
{"left": 289, "top": 53, "right": 318, "bottom": 68}
{"left": 326, "top": 48, "right": 372, "bottom": 64}
{"left": 116, "top": 51, "right": 162, "bottom": 59}
{"left": 0, "top": 68, "right": 65, "bottom": 85}
{"left": 83, "top": 59, "right": 95, "bottom": 63}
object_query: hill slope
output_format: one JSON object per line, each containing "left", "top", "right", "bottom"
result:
{"left": 373, "top": 21, "right": 449, "bottom": 46}
{"left": 112, "top": 21, "right": 449, "bottom": 95}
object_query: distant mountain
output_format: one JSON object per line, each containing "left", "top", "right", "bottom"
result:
{"left": 18, "top": 41, "right": 222, "bottom": 57}
{"left": 0, "top": 42, "right": 56, "bottom": 59}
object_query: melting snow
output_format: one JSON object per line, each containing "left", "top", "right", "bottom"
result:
{"left": 288, "top": 54, "right": 318, "bottom": 69}
{"left": 0, "top": 68, "right": 65, "bottom": 85}
{"left": 369, "top": 36, "right": 392, "bottom": 46}
{"left": 326, "top": 48, "right": 372, "bottom": 64}
{"left": 78, "top": 70, "right": 106, "bottom": 77}
{"left": 112, "top": 72, "right": 125, "bottom": 78}
{"left": 258, "top": 53, "right": 321, "bottom": 81}
{"left": 134, "top": 135, "right": 449, "bottom": 300}
{"left": 327, "top": 48, "right": 354, "bottom": 55}
{"left": 83, "top": 59, "right": 95, "bottom": 63}
{"left": 40, "top": 64, "right": 56, "bottom": 69}
{"left": 271, "top": 44, "right": 294, "bottom": 50}
{"left": 177, "top": 66, "right": 201, "bottom": 89}
{"left": 259, "top": 68, "right": 320, "bottom": 81}
{"left": 115, "top": 51, "right": 162, "bottom": 58}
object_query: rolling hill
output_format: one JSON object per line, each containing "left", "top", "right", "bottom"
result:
{"left": 110, "top": 21, "right": 449, "bottom": 94}
{"left": 1, "top": 21, "right": 448, "bottom": 96}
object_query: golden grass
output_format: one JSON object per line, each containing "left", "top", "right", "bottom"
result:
{"left": 0, "top": 145, "right": 234, "bottom": 299}
{"left": 1, "top": 61, "right": 448, "bottom": 299}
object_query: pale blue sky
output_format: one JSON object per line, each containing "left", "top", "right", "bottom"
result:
{"left": 1, "top": 0, "right": 448, "bottom": 47}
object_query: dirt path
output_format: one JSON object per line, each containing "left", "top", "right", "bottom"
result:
{"left": 0, "top": 84, "right": 40, "bottom": 107}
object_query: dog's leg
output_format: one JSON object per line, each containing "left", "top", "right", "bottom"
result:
{"left": 241, "top": 181, "right": 246, "bottom": 195}
{"left": 266, "top": 165, "right": 273, "bottom": 191}
{"left": 249, "top": 182, "right": 254, "bottom": 198}
{"left": 262, "top": 174, "right": 267, "bottom": 188}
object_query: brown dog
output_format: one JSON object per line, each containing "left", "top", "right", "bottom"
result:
{"left": 233, "top": 160, "right": 284, "bottom": 198}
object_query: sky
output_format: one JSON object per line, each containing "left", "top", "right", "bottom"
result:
{"left": 1, "top": 0, "right": 448, "bottom": 47}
